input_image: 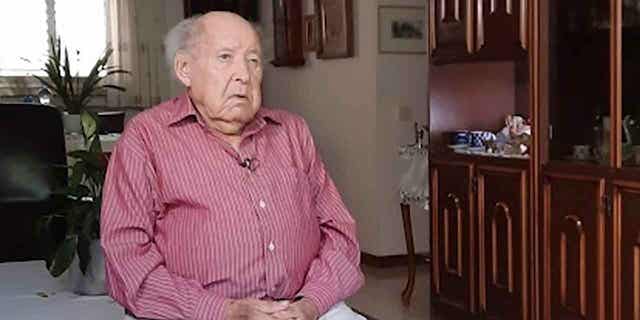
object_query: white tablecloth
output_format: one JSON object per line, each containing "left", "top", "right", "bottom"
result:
{"left": 0, "top": 261, "right": 123, "bottom": 319}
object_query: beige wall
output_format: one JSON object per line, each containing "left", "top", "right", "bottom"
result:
{"left": 259, "top": 0, "right": 428, "bottom": 256}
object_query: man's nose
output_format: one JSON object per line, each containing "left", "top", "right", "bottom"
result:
{"left": 232, "top": 59, "right": 250, "bottom": 83}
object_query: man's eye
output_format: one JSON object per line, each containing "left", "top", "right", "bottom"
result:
{"left": 249, "top": 58, "right": 261, "bottom": 65}
{"left": 219, "top": 54, "right": 232, "bottom": 62}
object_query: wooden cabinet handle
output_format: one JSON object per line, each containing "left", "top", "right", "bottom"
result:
{"left": 444, "top": 193, "right": 463, "bottom": 277}
{"left": 430, "top": 0, "right": 437, "bottom": 53}
{"left": 466, "top": 0, "right": 474, "bottom": 53}
{"left": 476, "top": 0, "right": 484, "bottom": 51}
{"left": 560, "top": 214, "right": 586, "bottom": 316}
{"left": 491, "top": 202, "right": 514, "bottom": 293}
{"left": 441, "top": 0, "right": 461, "bottom": 22}
{"left": 519, "top": 0, "right": 527, "bottom": 50}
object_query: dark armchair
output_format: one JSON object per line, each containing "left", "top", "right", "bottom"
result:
{"left": 0, "top": 104, "right": 67, "bottom": 262}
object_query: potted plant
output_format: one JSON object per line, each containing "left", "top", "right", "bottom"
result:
{"left": 38, "top": 111, "right": 109, "bottom": 295}
{"left": 34, "top": 37, "right": 127, "bottom": 294}
{"left": 33, "top": 37, "right": 128, "bottom": 132}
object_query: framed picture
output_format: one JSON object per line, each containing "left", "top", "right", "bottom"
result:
{"left": 183, "top": 0, "right": 259, "bottom": 21}
{"left": 316, "top": 0, "right": 354, "bottom": 59}
{"left": 378, "top": 6, "right": 427, "bottom": 54}
{"left": 270, "top": 0, "right": 305, "bottom": 67}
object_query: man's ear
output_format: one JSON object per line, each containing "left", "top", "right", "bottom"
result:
{"left": 174, "top": 52, "right": 192, "bottom": 87}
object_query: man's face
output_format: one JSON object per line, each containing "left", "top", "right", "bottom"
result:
{"left": 179, "top": 14, "right": 263, "bottom": 136}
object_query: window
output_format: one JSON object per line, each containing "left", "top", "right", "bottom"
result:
{"left": 0, "top": 0, "right": 107, "bottom": 77}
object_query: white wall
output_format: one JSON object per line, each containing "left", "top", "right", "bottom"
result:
{"left": 375, "top": 0, "right": 429, "bottom": 255}
{"left": 163, "top": 0, "right": 187, "bottom": 98}
{"left": 259, "top": 0, "right": 428, "bottom": 256}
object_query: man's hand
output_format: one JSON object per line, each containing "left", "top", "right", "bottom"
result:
{"left": 272, "top": 298, "right": 319, "bottom": 320}
{"left": 226, "top": 298, "right": 291, "bottom": 320}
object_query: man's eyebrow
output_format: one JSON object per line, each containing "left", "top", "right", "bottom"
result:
{"left": 214, "top": 45, "right": 261, "bottom": 54}
{"left": 215, "top": 45, "right": 238, "bottom": 52}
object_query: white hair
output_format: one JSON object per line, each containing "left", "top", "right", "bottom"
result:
{"left": 164, "top": 13, "right": 264, "bottom": 79}
{"left": 164, "top": 15, "right": 202, "bottom": 78}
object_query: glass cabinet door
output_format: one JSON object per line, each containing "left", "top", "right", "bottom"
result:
{"left": 622, "top": 1, "right": 640, "bottom": 167}
{"left": 548, "top": 0, "right": 611, "bottom": 165}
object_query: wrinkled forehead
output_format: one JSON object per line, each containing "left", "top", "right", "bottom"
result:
{"left": 196, "top": 16, "right": 262, "bottom": 53}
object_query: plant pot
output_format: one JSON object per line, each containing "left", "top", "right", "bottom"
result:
{"left": 62, "top": 113, "right": 82, "bottom": 134}
{"left": 68, "top": 239, "right": 106, "bottom": 295}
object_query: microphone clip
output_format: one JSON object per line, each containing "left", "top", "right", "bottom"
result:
{"left": 240, "top": 157, "right": 257, "bottom": 172}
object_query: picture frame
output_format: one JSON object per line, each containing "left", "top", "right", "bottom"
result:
{"left": 316, "top": 0, "right": 354, "bottom": 59}
{"left": 270, "top": 0, "right": 305, "bottom": 67}
{"left": 378, "top": 6, "right": 427, "bottom": 54}
{"left": 303, "top": 14, "right": 318, "bottom": 52}
{"left": 183, "top": 0, "right": 259, "bottom": 21}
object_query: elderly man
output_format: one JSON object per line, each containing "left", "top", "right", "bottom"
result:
{"left": 100, "top": 12, "right": 365, "bottom": 320}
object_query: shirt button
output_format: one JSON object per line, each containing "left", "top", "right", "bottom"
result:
{"left": 268, "top": 242, "right": 275, "bottom": 252}
{"left": 259, "top": 200, "right": 266, "bottom": 208}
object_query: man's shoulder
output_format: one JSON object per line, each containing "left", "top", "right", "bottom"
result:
{"left": 115, "top": 97, "right": 185, "bottom": 151}
{"left": 124, "top": 97, "right": 183, "bottom": 132}
{"left": 260, "top": 107, "right": 308, "bottom": 131}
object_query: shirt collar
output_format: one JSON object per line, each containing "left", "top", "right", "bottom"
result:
{"left": 167, "top": 92, "right": 282, "bottom": 131}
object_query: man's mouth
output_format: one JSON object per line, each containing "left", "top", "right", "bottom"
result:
{"left": 230, "top": 93, "right": 249, "bottom": 100}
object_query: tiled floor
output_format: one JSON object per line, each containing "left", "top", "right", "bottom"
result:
{"left": 348, "top": 264, "right": 431, "bottom": 320}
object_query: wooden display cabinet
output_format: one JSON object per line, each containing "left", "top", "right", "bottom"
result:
{"left": 429, "top": 0, "right": 527, "bottom": 64}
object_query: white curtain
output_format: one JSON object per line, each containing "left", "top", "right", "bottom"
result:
{"left": 105, "top": 0, "right": 184, "bottom": 108}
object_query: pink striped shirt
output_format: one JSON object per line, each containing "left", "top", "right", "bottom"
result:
{"left": 100, "top": 93, "right": 364, "bottom": 320}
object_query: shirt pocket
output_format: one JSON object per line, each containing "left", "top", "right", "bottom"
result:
{"left": 265, "top": 165, "right": 316, "bottom": 220}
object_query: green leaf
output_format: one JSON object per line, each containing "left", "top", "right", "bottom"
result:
{"left": 67, "top": 149, "right": 91, "bottom": 159}
{"left": 81, "top": 206, "right": 97, "bottom": 240}
{"left": 100, "top": 84, "right": 126, "bottom": 91}
{"left": 68, "top": 184, "right": 91, "bottom": 199}
{"left": 48, "top": 236, "right": 78, "bottom": 277}
{"left": 63, "top": 48, "right": 75, "bottom": 100}
{"left": 103, "top": 68, "right": 130, "bottom": 75}
{"left": 70, "top": 201, "right": 94, "bottom": 232}
{"left": 68, "top": 150, "right": 104, "bottom": 168}
{"left": 81, "top": 111, "right": 98, "bottom": 139}
{"left": 68, "top": 161, "right": 86, "bottom": 188}
{"left": 37, "top": 215, "right": 66, "bottom": 270}
{"left": 32, "top": 75, "right": 55, "bottom": 92}
{"left": 77, "top": 235, "right": 91, "bottom": 275}
{"left": 35, "top": 35, "right": 128, "bottom": 116}
{"left": 89, "top": 135, "right": 103, "bottom": 154}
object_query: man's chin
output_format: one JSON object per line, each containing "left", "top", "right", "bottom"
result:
{"left": 208, "top": 109, "right": 258, "bottom": 135}
{"left": 215, "top": 123, "right": 244, "bottom": 136}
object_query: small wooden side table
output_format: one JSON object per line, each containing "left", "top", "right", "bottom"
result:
{"left": 400, "top": 203, "right": 416, "bottom": 305}
{"left": 398, "top": 123, "right": 428, "bottom": 305}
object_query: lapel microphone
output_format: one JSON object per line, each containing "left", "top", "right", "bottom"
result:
{"left": 239, "top": 157, "right": 257, "bottom": 172}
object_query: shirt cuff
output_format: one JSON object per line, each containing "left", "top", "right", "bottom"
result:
{"left": 192, "top": 292, "right": 228, "bottom": 320}
{"left": 297, "top": 283, "right": 338, "bottom": 316}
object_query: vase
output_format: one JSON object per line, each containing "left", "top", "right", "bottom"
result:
{"left": 68, "top": 239, "right": 106, "bottom": 295}
{"left": 62, "top": 113, "right": 82, "bottom": 134}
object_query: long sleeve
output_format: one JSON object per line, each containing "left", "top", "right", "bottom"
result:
{"left": 294, "top": 119, "right": 365, "bottom": 315}
{"left": 100, "top": 123, "right": 227, "bottom": 320}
